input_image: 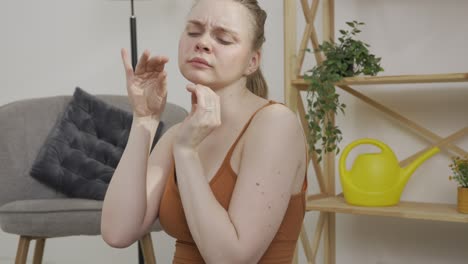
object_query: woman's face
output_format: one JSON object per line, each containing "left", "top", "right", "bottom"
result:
{"left": 178, "top": 0, "right": 258, "bottom": 89}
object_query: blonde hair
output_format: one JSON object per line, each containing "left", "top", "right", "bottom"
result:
{"left": 192, "top": 0, "right": 269, "bottom": 98}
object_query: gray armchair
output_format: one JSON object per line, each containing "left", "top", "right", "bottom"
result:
{"left": 0, "top": 94, "right": 187, "bottom": 264}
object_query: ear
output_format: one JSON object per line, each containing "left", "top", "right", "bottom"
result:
{"left": 244, "top": 50, "right": 261, "bottom": 76}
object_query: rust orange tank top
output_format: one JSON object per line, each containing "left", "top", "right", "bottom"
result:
{"left": 158, "top": 100, "right": 308, "bottom": 263}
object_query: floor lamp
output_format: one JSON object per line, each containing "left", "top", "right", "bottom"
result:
{"left": 130, "top": 1, "right": 143, "bottom": 260}
{"left": 129, "top": 0, "right": 138, "bottom": 70}
{"left": 113, "top": 0, "right": 150, "bottom": 262}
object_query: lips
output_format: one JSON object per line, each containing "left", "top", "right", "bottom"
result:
{"left": 188, "top": 57, "right": 211, "bottom": 67}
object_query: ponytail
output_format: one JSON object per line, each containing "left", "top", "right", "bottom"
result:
{"left": 246, "top": 68, "right": 268, "bottom": 99}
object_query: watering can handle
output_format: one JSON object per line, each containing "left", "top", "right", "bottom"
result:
{"left": 339, "top": 138, "right": 391, "bottom": 175}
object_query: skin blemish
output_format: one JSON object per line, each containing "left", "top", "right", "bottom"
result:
{"left": 256, "top": 182, "right": 260, "bottom": 186}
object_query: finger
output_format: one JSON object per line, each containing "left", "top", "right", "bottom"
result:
{"left": 215, "top": 95, "right": 221, "bottom": 124}
{"left": 186, "top": 84, "right": 198, "bottom": 106}
{"left": 210, "top": 93, "right": 219, "bottom": 123}
{"left": 134, "top": 49, "right": 150, "bottom": 75}
{"left": 193, "top": 85, "right": 206, "bottom": 110}
{"left": 159, "top": 71, "right": 168, "bottom": 90}
{"left": 154, "top": 70, "right": 167, "bottom": 83}
{"left": 121, "top": 48, "right": 134, "bottom": 76}
{"left": 187, "top": 84, "right": 207, "bottom": 116}
{"left": 190, "top": 103, "right": 197, "bottom": 116}
{"left": 148, "top": 71, "right": 167, "bottom": 96}
{"left": 204, "top": 87, "right": 220, "bottom": 123}
{"left": 146, "top": 56, "right": 169, "bottom": 72}
{"left": 185, "top": 84, "right": 197, "bottom": 117}
{"left": 199, "top": 85, "right": 215, "bottom": 111}
{"left": 157, "top": 71, "right": 168, "bottom": 98}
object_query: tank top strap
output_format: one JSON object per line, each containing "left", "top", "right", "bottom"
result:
{"left": 302, "top": 148, "right": 309, "bottom": 191}
{"left": 224, "top": 100, "right": 280, "bottom": 158}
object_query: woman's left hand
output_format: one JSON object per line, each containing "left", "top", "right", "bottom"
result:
{"left": 173, "top": 83, "right": 221, "bottom": 151}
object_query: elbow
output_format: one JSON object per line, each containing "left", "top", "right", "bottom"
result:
{"left": 100, "top": 223, "right": 136, "bottom": 249}
{"left": 101, "top": 231, "right": 135, "bottom": 249}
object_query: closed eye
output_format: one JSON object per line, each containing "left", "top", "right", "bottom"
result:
{"left": 217, "top": 38, "right": 232, "bottom": 45}
{"left": 188, "top": 32, "right": 201, "bottom": 37}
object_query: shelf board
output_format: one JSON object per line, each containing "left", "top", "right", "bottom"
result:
{"left": 292, "top": 72, "right": 468, "bottom": 89}
{"left": 307, "top": 195, "right": 468, "bottom": 223}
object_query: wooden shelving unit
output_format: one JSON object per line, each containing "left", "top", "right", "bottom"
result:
{"left": 283, "top": 1, "right": 468, "bottom": 263}
{"left": 292, "top": 72, "right": 468, "bottom": 87}
{"left": 307, "top": 196, "right": 468, "bottom": 224}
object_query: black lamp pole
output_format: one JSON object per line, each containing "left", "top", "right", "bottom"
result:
{"left": 129, "top": 2, "right": 144, "bottom": 262}
{"left": 130, "top": 0, "right": 138, "bottom": 70}
{"left": 129, "top": 2, "right": 148, "bottom": 263}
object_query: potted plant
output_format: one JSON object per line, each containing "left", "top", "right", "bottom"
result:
{"left": 304, "top": 21, "right": 384, "bottom": 162}
{"left": 449, "top": 155, "right": 468, "bottom": 213}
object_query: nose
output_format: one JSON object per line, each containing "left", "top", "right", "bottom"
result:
{"left": 195, "top": 35, "right": 212, "bottom": 53}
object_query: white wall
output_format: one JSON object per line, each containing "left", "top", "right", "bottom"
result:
{"left": 1, "top": 0, "right": 467, "bottom": 263}
{"left": 0, "top": 0, "right": 284, "bottom": 110}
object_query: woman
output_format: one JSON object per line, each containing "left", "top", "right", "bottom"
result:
{"left": 101, "top": 0, "right": 308, "bottom": 263}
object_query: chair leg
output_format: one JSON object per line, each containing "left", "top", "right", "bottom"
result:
{"left": 138, "top": 241, "right": 145, "bottom": 264}
{"left": 292, "top": 242, "right": 299, "bottom": 264}
{"left": 33, "top": 238, "right": 46, "bottom": 264}
{"left": 139, "top": 233, "right": 156, "bottom": 264}
{"left": 15, "top": 236, "right": 31, "bottom": 264}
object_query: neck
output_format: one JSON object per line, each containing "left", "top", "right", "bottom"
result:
{"left": 212, "top": 78, "right": 257, "bottom": 125}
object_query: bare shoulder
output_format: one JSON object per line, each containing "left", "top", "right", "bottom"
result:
{"left": 236, "top": 102, "right": 307, "bottom": 195}
{"left": 248, "top": 103, "right": 303, "bottom": 137}
{"left": 243, "top": 102, "right": 306, "bottom": 161}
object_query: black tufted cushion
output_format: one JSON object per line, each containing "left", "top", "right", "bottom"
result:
{"left": 30, "top": 87, "right": 163, "bottom": 200}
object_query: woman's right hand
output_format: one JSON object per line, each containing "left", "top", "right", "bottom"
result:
{"left": 121, "top": 48, "right": 169, "bottom": 119}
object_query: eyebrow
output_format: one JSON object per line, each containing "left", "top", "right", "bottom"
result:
{"left": 187, "top": 20, "right": 239, "bottom": 37}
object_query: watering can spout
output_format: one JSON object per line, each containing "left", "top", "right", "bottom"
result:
{"left": 401, "top": 147, "right": 440, "bottom": 182}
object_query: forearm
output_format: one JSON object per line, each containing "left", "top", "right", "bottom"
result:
{"left": 101, "top": 116, "right": 159, "bottom": 245}
{"left": 173, "top": 147, "right": 244, "bottom": 263}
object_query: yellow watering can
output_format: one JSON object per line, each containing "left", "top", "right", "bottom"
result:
{"left": 339, "top": 138, "right": 440, "bottom": 206}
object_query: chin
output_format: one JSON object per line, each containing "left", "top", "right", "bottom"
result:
{"left": 180, "top": 68, "right": 215, "bottom": 87}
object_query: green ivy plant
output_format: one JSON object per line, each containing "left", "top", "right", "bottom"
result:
{"left": 304, "top": 21, "right": 384, "bottom": 162}
{"left": 449, "top": 156, "right": 468, "bottom": 188}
